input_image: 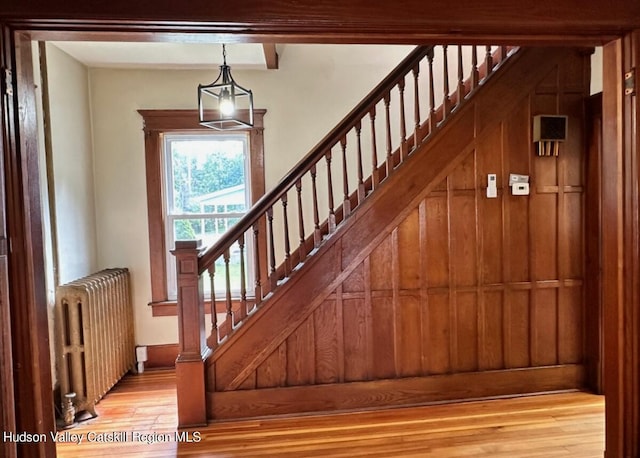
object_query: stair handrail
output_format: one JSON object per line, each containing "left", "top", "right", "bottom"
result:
{"left": 197, "top": 45, "right": 433, "bottom": 273}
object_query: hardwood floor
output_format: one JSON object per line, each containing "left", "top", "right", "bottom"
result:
{"left": 55, "top": 370, "right": 604, "bottom": 457}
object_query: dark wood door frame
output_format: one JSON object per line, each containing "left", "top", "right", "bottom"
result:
{"left": 0, "top": 6, "right": 639, "bottom": 457}
{"left": 0, "top": 28, "right": 56, "bottom": 458}
{"left": 602, "top": 31, "right": 640, "bottom": 458}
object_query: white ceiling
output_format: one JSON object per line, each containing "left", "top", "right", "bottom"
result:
{"left": 49, "top": 42, "right": 269, "bottom": 70}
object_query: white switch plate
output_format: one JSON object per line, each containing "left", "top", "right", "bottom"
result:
{"left": 487, "top": 174, "right": 497, "bottom": 198}
{"left": 512, "top": 182, "right": 530, "bottom": 196}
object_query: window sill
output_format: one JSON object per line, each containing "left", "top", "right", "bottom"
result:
{"left": 149, "top": 298, "right": 256, "bottom": 317}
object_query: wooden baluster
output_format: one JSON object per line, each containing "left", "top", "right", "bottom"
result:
{"left": 326, "top": 151, "right": 336, "bottom": 232}
{"left": 281, "top": 194, "right": 291, "bottom": 276}
{"left": 412, "top": 63, "right": 421, "bottom": 152}
{"left": 398, "top": 78, "right": 407, "bottom": 161}
{"left": 384, "top": 92, "right": 393, "bottom": 175}
{"left": 471, "top": 46, "right": 480, "bottom": 90}
{"left": 442, "top": 45, "right": 452, "bottom": 119}
{"left": 427, "top": 48, "right": 436, "bottom": 135}
{"left": 355, "top": 121, "right": 365, "bottom": 204}
{"left": 340, "top": 136, "right": 351, "bottom": 218}
{"left": 223, "top": 248, "right": 233, "bottom": 336}
{"left": 207, "top": 264, "right": 218, "bottom": 349}
{"left": 499, "top": 46, "right": 508, "bottom": 62}
{"left": 296, "top": 179, "right": 306, "bottom": 263}
{"left": 252, "top": 222, "right": 262, "bottom": 304}
{"left": 485, "top": 45, "right": 493, "bottom": 77}
{"left": 369, "top": 107, "right": 380, "bottom": 190}
{"left": 310, "top": 164, "right": 321, "bottom": 247}
{"left": 457, "top": 45, "right": 465, "bottom": 105}
{"left": 237, "top": 233, "right": 248, "bottom": 321}
{"left": 267, "top": 206, "right": 276, "bottom": 289}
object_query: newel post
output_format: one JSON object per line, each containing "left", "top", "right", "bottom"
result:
{"left": 172, "top": 240, "right": 210, "bottom": 427}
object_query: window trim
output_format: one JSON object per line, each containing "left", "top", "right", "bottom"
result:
{"left": 139, "top": 109, "right": 266, "bottom": 316}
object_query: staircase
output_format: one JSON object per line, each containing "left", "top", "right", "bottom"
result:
{"left": 172, "top": 45, "right": 590, "bottom": 426}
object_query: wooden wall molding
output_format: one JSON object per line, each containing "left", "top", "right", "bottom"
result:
{"left": 208, "top": 365, "right": 584, "bottom": 420}
{"left": 2, "top": 1, "right": 639, "bottom": 44}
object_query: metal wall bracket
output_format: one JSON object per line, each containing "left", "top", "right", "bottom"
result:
{"left": 2, "top": 68, "right": 12, "bottom": 97}
{"left": 625, "top": 69, "right": 635, "bottom": 96}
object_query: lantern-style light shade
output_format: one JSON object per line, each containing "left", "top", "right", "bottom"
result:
{"left": 198, "top": 44, "right": 254, "bottom": 130}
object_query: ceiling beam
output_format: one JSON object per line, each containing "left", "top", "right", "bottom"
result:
{"left": 262, "top": 43, "right": 278, "bottom": 69}
{"left": 2, "top": 0, "right": 639, "bottom": 45}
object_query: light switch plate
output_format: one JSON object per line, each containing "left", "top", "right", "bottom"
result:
{"left": 511, "top": 182, "right": 530, "bottom": 196}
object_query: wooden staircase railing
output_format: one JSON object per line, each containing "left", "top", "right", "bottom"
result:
{"left": 172, "top": 44, "right": 517, "bottom": 426}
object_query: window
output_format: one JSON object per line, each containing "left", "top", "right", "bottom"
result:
{"left": 164, "top": 133, "right": 253, "bottom": 299}
{"left": 139, "top": 109, "right": 266, "bottom": 315}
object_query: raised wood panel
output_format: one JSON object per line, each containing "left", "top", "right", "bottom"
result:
{"left": 480, "top": 291, "right": 505, "bottom": 370}
{"left": 450, "top": 191, "right": 477, "bottom": 287}
{"left": 371, "top": 296, "right": 396, "bottom": 379}
{"left": 424, "top": 196, "right": 449, "bottom": 287}
{"left": 205, "top": 48, "right": 589, "bottom": 419}
{"left": 425, "top": 292, "right": 451, "bottom": 375}
{"left": 558, "top": 286, "right": 584, "bottom": 365}
{"left": 532, "top": 288, "right": 558, "bottom": 366}
{"left": 454, "top": 292, "right": 479, "bottom": 372}
{"left": 397, "top": 208, "right": 420, "bottom": 290}
{"left": 396, "top": 295, "right": 422, "bottom": 377}
{"left": 450, "top": 150, "right": 476, "bottom": 190}
{"left": 563, "top": 193, "right": 584, "bottom": 278}
{"left": 505, "top": 290, "right": 531, "bottom": 368}
{"left": 343, "top": 295, "right": 370, "bottom": 381}
{"left": 286, "top": 318, "right": 316, "bottom": 386}
{"left": 532, "top": 193, "right": 558, "bottom": 280}
{"left": 313, "top": 299, "right": 340, "bottom": 384}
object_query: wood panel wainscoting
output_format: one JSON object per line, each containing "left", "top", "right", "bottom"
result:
{"left": 55, "top": 370, "right": 605, "bottom": 457}
{"left": 199, "top": 47, "right": 593, "bottom": 421}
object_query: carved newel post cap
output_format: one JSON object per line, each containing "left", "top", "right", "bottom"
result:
{"left": 172, "top": 240, "right": 203, "bottom": 252}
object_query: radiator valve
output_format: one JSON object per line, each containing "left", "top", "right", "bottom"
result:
{"left": 62, "top": 392, "right": 77, "bottom": 427}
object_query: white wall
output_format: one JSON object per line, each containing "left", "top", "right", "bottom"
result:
{"left": 46, "top": 43, "right": 99, "bottom": 283}
{"left": 88, "top": 44, "right": 413, "bottom": 345}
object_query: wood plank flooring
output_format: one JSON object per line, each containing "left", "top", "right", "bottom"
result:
{"left": 56, "top": 370, "right": 604, "bottom": 457}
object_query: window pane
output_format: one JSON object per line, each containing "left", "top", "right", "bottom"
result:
{"left": 166, "top": 136, "right": 247, "bottom": 215}
{"left": 173, "top": 217, "right": 241, "bottom": 246}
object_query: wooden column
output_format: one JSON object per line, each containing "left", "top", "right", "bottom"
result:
{"left": 602, "top": 30, "right": 640, "bottom": 458}
{"left": 172, "top": 240, "right": 210, "bottom": 427}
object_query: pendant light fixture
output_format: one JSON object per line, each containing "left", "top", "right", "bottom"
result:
{"left": 198, "top": 44, "right": 254, "bottom": 130}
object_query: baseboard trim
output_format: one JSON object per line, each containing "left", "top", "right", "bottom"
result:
{"left": 208, "top": 364, "right": 584, "bottom": 420}
{"left": 146, "top": 343, "right": 179, "bottom": 369}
